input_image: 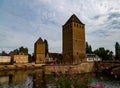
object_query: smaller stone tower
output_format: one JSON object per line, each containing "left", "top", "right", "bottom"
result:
{"left": 34, "top": 37, "right": 45, "bottom": 63}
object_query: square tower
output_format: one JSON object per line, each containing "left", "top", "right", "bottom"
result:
{"left": 62, "top": 14, "right": 86, "bottom": 64}
{"left": 34, "top": 37, "right": 45, "bottom": 63}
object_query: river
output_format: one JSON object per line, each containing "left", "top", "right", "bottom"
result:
{"left": 0, "top": 69, "right": 120, "bottom": 88}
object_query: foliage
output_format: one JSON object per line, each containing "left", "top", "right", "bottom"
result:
{"left": 86, "top": 42, "right": 93, "bottom": 54}
{"left": 57, "top": 75, "right": 73, "bottom": 88}
{"left": 44, "top": 39, "right": 49, "bottom": 57}
{"left": 0, "top": 51, "right": 8, "bottom": 56}
{"left": 115, "top": 42, "right": 120, "bottom": 60}
{"left": 9, "top": 46, "right": 28, "bottom": 55}
{"left": 94, "top": 47, "right": 113, "bottom": 60}
{"left": 19, "top": 46, "right": 28, "bottom": 55}
{"left": 48, "top": 63, "right": 92, "bottom": 88}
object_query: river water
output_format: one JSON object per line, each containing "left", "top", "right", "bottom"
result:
{"left": 0, "top": 69, "right": 120, "bottom": 88}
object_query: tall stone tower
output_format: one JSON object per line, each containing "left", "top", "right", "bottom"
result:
{"left": 34, "top": 37, "right": 45, "bottom": 63}
{"left": 62, "top": 14, "right": 86, "bottom": 64}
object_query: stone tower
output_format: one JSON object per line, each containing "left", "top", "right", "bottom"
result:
{"left": 34, "top": 37, "right": 45, "bottom": 63}
{"left": 62, "top": 14, "right": 86, "bottom": 64}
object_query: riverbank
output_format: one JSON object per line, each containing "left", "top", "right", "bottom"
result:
{"left": 0, "top": 63, "right": 45, "bottom": 70}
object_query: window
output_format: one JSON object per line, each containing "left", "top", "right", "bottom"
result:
{"left": 80, "top": 25, "right": 81, "bottom": 28}
{"left": 77, "top": 24, "right": 78, "bottom": 27}
{"left": 82, "top": 26, "right": 84, "bottom": 29}
{"left": 74, "top": 23, "right": 76, "bottom": 27}
{"left": 77, "top": 52, "right": 78, "bottom": 55}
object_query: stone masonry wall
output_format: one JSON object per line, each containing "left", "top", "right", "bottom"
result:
{"left": 44, "top": 62, "right": 94, "bottom": 74}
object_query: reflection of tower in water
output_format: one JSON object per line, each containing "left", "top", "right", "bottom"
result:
{"left": 10, "top": 70, "right": 28, "bottom": 84}
{"left": 33, "top": 70, "right": 46, "bottom": 88}
{"left": 0, "top": 69, "right": 44, "bottom": 87}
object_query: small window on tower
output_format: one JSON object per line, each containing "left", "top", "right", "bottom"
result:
{"left": 82, "top": 26, "right": 84, "bottom": 29}
{"left": 74, "top": 23, "right": 76, "bottom": 27}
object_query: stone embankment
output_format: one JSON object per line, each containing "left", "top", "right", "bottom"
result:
{"left": 44, "top": 62, "right": 94, "bottom": 74}
{"left": 0, "top": 63, "right": 44, "bottom": 71}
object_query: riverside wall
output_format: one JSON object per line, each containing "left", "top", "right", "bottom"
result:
{"left": 0, "top": 63, "right": 44, "bottom": 71}
{"left": 44, "top": 62, "right": 94, "bottom": 74}
{"left": 0, "top": 62, "right": 95, "bottom": 75}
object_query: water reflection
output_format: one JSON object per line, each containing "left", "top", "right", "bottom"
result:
{"left": 0, "top": 69, "right": 43, "bottom": 88}
{"left": 0, "top": 76, "right": 9, "bottom": 84}
{"left": 91, "top": 78, "right": 120, "bottom": 88}
{"left": 0, "top": 69, "right": 120, "bottom": 88}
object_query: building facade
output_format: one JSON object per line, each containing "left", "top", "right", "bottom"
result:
{"left": 34, "top": 37, "right": 45, "bottom": 63}
{"left": 0, "top": 56, "right": 11, "bottom": 64}
{"left": 86, "top": 54, "right": 102, "bottom": 62}
{"left": 13, "top": 52, "right": 28, "bottom": 64}
{"left": 62, "top": 14, "right": 86, "bottom": 64}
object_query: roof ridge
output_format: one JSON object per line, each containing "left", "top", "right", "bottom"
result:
{"left": 35, "top": 37, "right": 44, "bottom": 44}
{"left": 64, "top": 14, "right": 84, "bottom": 25}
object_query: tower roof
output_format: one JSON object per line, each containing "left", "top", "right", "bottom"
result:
{"left": 64, "top": 14, "right": 84, "bottom": 25}
{"left": 35, "top": 37, "right": 44, "bottom": 44}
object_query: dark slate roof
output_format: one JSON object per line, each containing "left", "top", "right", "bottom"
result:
{"left": 64, "top": 14, "right": 84, "bottom": 25}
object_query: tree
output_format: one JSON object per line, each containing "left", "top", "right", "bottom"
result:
{"left": 86, "top": 42, "right": 92, "bottom": 53}
{"left": 1, "top": 51, "right": 8, "bottom": 56}
{"left": 19, "top": 46, "right": 28, "bottom": 55}
{"left": 44, "top": 39, "right": 49, "bottom": 57}
{"left": 94, "top": 47, "right": 113, "bottom": 61}
{"left": 115, "top": 42, "right": 120, "bottom": 60}
{"left": 13, "top": 49, "right": 19, "bottom": 54}
{"left": 9, "top": 46, "right": 28, "bottom": 55}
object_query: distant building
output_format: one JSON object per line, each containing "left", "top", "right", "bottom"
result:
{"left": 13, "top": 52, "right": 28, "bottom": 64}
{"left": 0, "top": 56, "right": 11, "bottom": 64}
{"left": 86, "top": 54, "right": 102, "bottom": 62}
{"left": 45, "top": 53, "right": 62, "bottom": 63}
{"left": 62, "top": 14, "right": 86, "bottom": 64}
{"left": 34, "top": 37, "right": 45, "bottom": 64}
{"left": 45, "top": 53, "right": 56, "bottom": 63}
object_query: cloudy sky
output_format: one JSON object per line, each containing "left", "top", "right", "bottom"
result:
{"left": 0, "top": 0, "right": 120, "bottom": 54}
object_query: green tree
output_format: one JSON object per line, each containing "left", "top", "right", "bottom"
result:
{"left": 44, "top": 39, "right": 49, "bottom": 57}
{"left": 13, "top": 49, "right": 19, "bottom": 54}
{"left": 115, "top": 42, "right": 120, "bottom": 60}
{"left": 94, "top": 47, "right": 113, "bottom": 61}
{"left": 86, "top": 42, "right": 92, "bottom": 53}
{"left": 1, "top": 51, "right": 8, "bottom": 56}
{"left": 19, "top": 46, "right": 28, "bottom": 55}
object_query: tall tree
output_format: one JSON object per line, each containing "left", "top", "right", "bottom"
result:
{"left": 115, "top": 42, "right": 120, "bottom": 60}
{"left": 86, "top": 42, "right": 92, "bottom": 53}
{"left": 44, "top": 39, "right": 49, "bottom": 57}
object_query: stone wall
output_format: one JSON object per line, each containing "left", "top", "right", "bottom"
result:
{"left": 44, "top": 62, "right": 94, "bottom": 74}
